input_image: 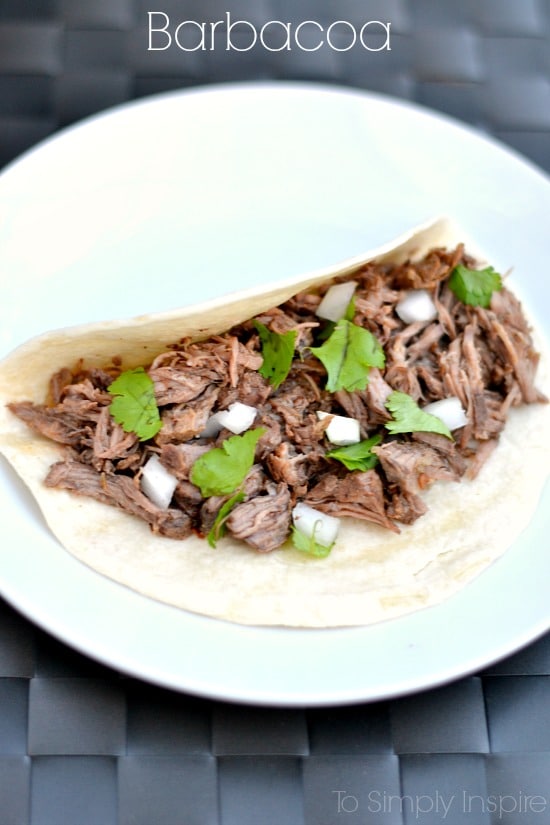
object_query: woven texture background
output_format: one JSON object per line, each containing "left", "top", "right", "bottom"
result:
{"left": 1, "top": 0, "right": 550, "bottom": 171}
{"left": 1, "top": 602, "right": 550, "bottom": 825}
{"left": 1, "top": 1, "right": 550, "bottom": 824}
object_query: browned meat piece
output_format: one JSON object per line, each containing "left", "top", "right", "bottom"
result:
{"left": 461, "top": 322, "right": 484, "bottom": 393}
{"left": 333, "top": 390, "right": 370, "bottom": 434}
{"left": 226, "top": 482, "right": 292, "bottom": 552}
{"left": 373, "top": 440, "right": 465, "bottom": 525}
{"left": 150, "top": 367, "right": 218, "bottom": 406}
{"left": 471, "top": 390, "right": 506, "bottom": 440}
{"left": 464, "top": 438, "right": 500, "bottom": 480}
{"left": 60, "top": 377, "right": 111, "bottom": 406}
{"left": 197, "top": 464, "right": 268, "bottom": 534}
{"left": 8, "top": 402, "right": 95, "bottom": 447}
{"left": 386, "top": 491, "right": 427, "bottom": 523}
{"left": 218, "top": 370, "right": 272, "bottom": 409}
{"left": 363, "top": 368, "right": 393, "bottom": 423}
{"left": 306, "top": 470, "right": 398, "bottom": 533}
{"left": 407, "top": 323, "right": 444, "bottom": 361}
{"left": 159, "top": 442, "right": 210, "bottom": 480}
{"left": 156, "top": 385, "right": 219, "bottom": 444}
{"left": 270, "top": 382, "right": 312, "bottom": 428}
{"left": 270, "top": 381, "right": 327, "bottom": 447}
{"left": 266, "top": 442, "right": 324, "bottom": 493}
{"left": 267, "top": 442, "right": 309, "bottom": 489}
{"left": 255, "top": 411, "right": 284, "bottom": 459}
{"left": 48, "top": 367, "right": 73, "bottom": 405}
{"left": 352, "top": 267, "right": 401, "bottom": 343}
{"left": 173, "top": 480, "right": 203, "bottom": 519}
{"left": 93, "top": 406, "right": 139, "bottom": 461}
{"left": 390, "top": 244, "right": 466, "bottom": 289}
{"left": 416, "top": 362, "right": 446, "bottom": 400}
{"left": 199, "top": 494, "right": 227, "bottom": 534}
{"left": 433, "top": 284, "right": 457, "bottom": 339}
{"left": 474, "top": 289, "right": 547, "bottom": 405}
{"left": 411, "top": 431, "right": 467, "bottom": 476}
{"left": 438, "top": 338, "right": 469, "bottom": 410}
{"left": 384, "top": 364, "right": 423, "bottom": 400}
{"left": 45, "top": 460, "right": 192, "bottom": 539}
{"left": 384, "top": 321, "right": 428, "bottom": 400}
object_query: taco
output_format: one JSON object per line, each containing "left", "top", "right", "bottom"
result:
{"left": 0, "top": 217, "right": 548, "bottom": 627}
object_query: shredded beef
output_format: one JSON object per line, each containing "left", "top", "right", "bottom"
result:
{"left": 156, "top": 385, "right": 219, "bottom": 444}
{"left": 266, "top": 442, "right": 325, "bottom": 495}
{"left": 306, "top": 471, "right": 398, "bottom": 533}
{"left": 8, "top": 401, "right": 96, "bottom": 446}
{"left": 373, "top": 440, "right": 466, "bottom": 525}
{"left": 159, "top": 442, "right": 209, "bottom": 480}
{"left": 9, "top": 242, "right": 546, "bottom": 552}
{"left": 45, "top": 460, "right": 192, "bottom": 539}
{"left": 226, "top": 482, "right": 292, "bottom": 552}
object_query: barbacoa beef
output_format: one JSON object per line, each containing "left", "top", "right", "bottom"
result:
{"left": 8, "top": 243, "right": 546, "bottom": 553}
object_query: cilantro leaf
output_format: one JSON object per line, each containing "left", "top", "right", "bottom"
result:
{"left": 315, "top": 320, "right": 336, "bottom": 343}
{"left": 207, "top": 490, "right": 245, "bottom": 548}
{"left": 290, "top": 525, "right": 333, "bottom": 558}
{"left": 314, "top": 296, "right": 358, "bottom": 344}
{"left": 190, "top": 427, "right": 265, "bottom": 497}
{"left": 254, "top": 321, "right": 296, "bottom": 390}
{"left": 107, "top": 367, "right": 161, "bottom": 441}
{"left": 309, "top": 319, "right": 385, "bottom": 392}
{"left": 326, "top": 434, "right": 382, "bottom": 471}
{"left": 344, "top": 294, "right": 356, "bottom": 321}
{"left": 384, "top": 391, "right": 453, "bottom": 439}
{"left": 448, "top": 264, "right": 502, "bottom": 308}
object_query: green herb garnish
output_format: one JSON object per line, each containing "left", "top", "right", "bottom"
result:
{"left": 448, "top": 264, "right": 502, "bottom": 308}
{"left": 344, "top": 294, "right": 356, "bottom": 321}
{"left": 290, "top": 525, "right": 333, "bottom": 558}
{"left": 107, "top": 367, "right": 162, "bottom": 441}
{"left": 384, "top": 391, "right": 452, "bottom": 439}
{"left": 314, "top": 295, "right": 357, "bottom": 344}
{"left": 190, "top": 427, "right": 265, "bottom": 498}
{"left": 326, "top": 434, "right": 382, "bottom": 471}
{"left": 309, "top": 319, "right": 385, "bottom": 393}
{"left": 207, "top": 490, "right": 246, "bottom": 548}
{"left": 254, "top": 321, "right": 297, "bottom": 390}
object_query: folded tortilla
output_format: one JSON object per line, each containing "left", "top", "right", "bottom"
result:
{"left": 1, "top": 216, "right": 549, "bottom": 627}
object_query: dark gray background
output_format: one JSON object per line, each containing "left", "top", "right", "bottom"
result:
{"left": 1, "top": 2, "right": 549, "bottom": 824}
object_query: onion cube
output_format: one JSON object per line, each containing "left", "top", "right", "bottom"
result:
{"left": 423, "top": 396, "right": 468, "bottom": 431}
{"left": 395, "top": 289, "right": 438, "bottom": 324}
{"left": 215, "top": 402, "right": 257, "bottom": 435}
{"left": 316, "top": 281, "right": 357, "bottom": 322}
{"left": 201, "top": 412, "right": 223, "bottom": 439}
{"left": 140, "top": 454, "right": 178, "bottom": 509}
{"left": 317, "top": 411, "right": 360, "bottom": 446}
{"left": 292, "top": 502, "right": 340, "bottom": 548}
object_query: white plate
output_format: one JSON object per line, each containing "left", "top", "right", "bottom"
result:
{"left": 0, "top": 83, "right": 549, "bottom": 706}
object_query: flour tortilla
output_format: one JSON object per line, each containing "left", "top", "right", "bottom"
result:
{"left": 1, "top": 216, "right": 549, "bottom": 627}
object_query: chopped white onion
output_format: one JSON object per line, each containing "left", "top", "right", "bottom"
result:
{"left": 215, "top": 402, "right": 257, "bottom": 435}
{"left": 200, "top": 412, "right": 224, "bottom": 439}
{"left": 423, "top": 396, "right": 468, "bottom": 431}
{"left": 316, "top": 281, "right": 357, "bottom": 322}
{"left": 395, "top": 289, "right": 438, "bottom": 324}
{"left": 140, "top": 454, "right": 178, "bottom": 510}
{"left": 317, "top": 411, "right": 361, "bottom": 446}
{"left": 292, "top": 502, "right": 340, "bottom": 548}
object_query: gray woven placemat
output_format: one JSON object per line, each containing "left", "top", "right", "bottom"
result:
{"left": 1, "top": 1, "right": 549, "bottom": 823}
{"left": 2, "top": 597, "right": 550, "bottom": 825}
{"left": 1, "top": 0, "right": 550, "bottom": 171}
